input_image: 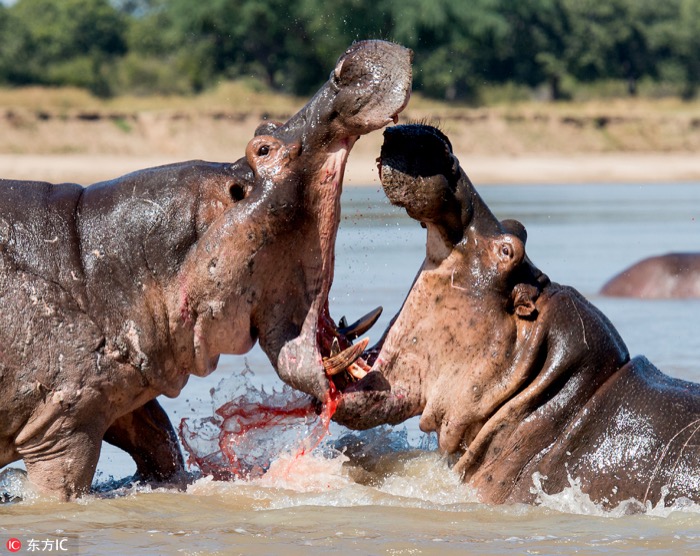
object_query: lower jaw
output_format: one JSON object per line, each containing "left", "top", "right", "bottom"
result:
{"left": 331, "top": 381, "right": 419, "bottom": 429}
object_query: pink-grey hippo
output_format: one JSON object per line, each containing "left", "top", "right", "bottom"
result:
{"left": 322, "top": 124, "right": 700, "bottom": 510}
{"left": 601, "top": 253, "right": 700, "bottom": 298}
{"left": 0, "top": 40, "right": 412, "bottom": 500}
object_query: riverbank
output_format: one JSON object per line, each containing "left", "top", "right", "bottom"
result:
{"left": 1, "top": 86, "right": 699, "bottom": 185}
{"left": 2, "top": 151, "right": 700, "bottom": 186}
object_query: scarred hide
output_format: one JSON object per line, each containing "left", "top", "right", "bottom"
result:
{"left": 330, "top": 124, "right": 700, "bottom": 509}
{"left": 0, "top": 40, "right": 412, "bottom": 500}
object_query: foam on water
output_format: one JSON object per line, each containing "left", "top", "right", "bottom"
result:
{"left": 61, "top": 369, "right": 676, "bottom": 519}
{"left": 0, "top": 468, "right": 38, "bottom": 504}
{"left": 530, "top": 472, "right": 700, "bottom": 518}
{"left": 170, "top": 368, "right": 700, "bottom": 519}
{"left": 6, "top": 366, "right": 700, "bottom": 524}
{"left": 172, "top": 368, "right": 483, "bottom": 510}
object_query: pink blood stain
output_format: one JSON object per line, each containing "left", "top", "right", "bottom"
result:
{"left": 179, "top": 379, "right": 340, "bottom": 481}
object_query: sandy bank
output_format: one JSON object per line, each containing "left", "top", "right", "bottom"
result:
{"left": 1, "top": 151, "right": 699, "bottom": 187}
{"left": 1, "top": 104, "right": 700, "bottom": 185}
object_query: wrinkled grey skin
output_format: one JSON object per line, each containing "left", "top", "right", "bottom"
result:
{"left": 330, "top": 124, "right": 700, "bottom": 509}
{"left": 0, "top": 41, "right": 412, "bottom": 500}
{"left": 601, "top": 253, "right": 700, "bottom": 298}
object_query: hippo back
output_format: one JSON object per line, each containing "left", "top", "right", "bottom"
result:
{"left": 0, "top": 179, "right": 85, "bottom": 302}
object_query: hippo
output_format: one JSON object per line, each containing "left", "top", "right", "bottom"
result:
{"left": 0, "top": 40, "right": 412, "bottom": 500}
{"left": 319, "top": 124, "right": 700, "bottom": 509}
{"left": 601, "top": 253, "right": 700, "bottom": 298}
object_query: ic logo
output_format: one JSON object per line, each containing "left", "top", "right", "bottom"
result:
{"left": 6, "top": 538, "right": 21, "bottom": 552}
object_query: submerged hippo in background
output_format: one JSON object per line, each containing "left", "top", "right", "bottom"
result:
{"left": 0, "top": 40, "right": 412, "bottom": 500}
{"left": 321, "top": 124, "right": 700, "bottom": 509}
{"left": 601, "top": 253, "right": 700, "bottom": 298}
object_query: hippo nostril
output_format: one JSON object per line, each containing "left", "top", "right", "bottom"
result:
{"left": 229, "top": 184, "right": 245, "bottom": 202}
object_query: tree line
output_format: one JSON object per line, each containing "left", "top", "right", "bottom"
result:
{"left": 0, "top": 0, "right": 698, "bottom": 102}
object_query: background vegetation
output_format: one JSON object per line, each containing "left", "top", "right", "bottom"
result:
{"left": 0, "top": 0, "right": 699, "bottom": 103}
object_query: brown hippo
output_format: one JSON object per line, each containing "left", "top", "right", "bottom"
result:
{"left": 0, "top": 40, "right": 411, "bottom": 500}
{"left": 601, "top": 253, "right": 700, "bottom": 298}
{"left": 321, "top": 124, "right": 700, "bottom": 509}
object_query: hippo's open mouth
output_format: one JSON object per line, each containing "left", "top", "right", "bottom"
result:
{"left": 267, "top": 41, "right": 414, "bottom": 410}
{"left": 314, "top": 288, "right": 412, "bottom": 430}
{"left": 314, "top": 124, "right": 466, "bottom": 428}
{"left": 317, "top": 303, "right": 383, "bottom": 387}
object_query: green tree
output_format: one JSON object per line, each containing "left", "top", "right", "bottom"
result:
{"left": 675, "top": 0, "right": 700, "bottom": 98}
{"left": 1, "top": 0, "right": 698, "bottom": 102}
{"left": 161, "top": 0, "right": 311, "bottom": 93}
{"left": 562, "top": 0, "right": 677, "bottom": 95}
{"left": 295, "top": 0, "right": 392, "bottom": 94}
{"left": 385, "top": 0, "right": 509, "bottom": 101}
{"left": 8, "top": 0, "right": 127, "bottom": 95}
{"left": 0, "top": 6, "right": 33, "bottom": 84}
{"left": 113, "top": 0, "right": 194, "bottom": 94}
{"left": 495, "top": 0, "right": 572, "bottom": 100}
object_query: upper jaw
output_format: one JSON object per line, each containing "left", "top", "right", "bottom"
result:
{"left": 272, "top": 41, "right": 412, "bottom": 147}
{"left": 326, "top": 130, "right": 458, "bottom": 425}
{"left": 330, "top": 41, "right": 413, "bottom": 135}
{"left": 265, "top": 41, "right": 412, "bottom": 402}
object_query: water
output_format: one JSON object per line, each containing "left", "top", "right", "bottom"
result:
{"left": 2, "top": 183, "right": 700, "bottom": 555}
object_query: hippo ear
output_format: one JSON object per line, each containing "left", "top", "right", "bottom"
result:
{"left": 255, "top": 121, "right": 284, "bottom": 136}
{"left": 511, "top": 283, "right": 539, "bottom": 319}
{"left": 500, "top": 219, "right": 527, "bottom": 245}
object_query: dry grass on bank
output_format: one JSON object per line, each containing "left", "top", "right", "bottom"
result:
{"left": 0, "top": 84, "right": 699, "bottom": 184}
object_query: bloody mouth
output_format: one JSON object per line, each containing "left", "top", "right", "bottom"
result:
{"left": 316, "top": 299, "right": 385, "bottom": 394}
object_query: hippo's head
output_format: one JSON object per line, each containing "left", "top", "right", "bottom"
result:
{"left": 173, "top": 41, "right": 412, "bottom": 400}
{"left": 327, "top": 124, "right": 548, "bottom": 449}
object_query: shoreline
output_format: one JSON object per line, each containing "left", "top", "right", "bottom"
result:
{"left": 1, "top": 152, "right": 699, "bottom": 186}
{"left": 2, "top": 98, "right": 700, "bottom": 186}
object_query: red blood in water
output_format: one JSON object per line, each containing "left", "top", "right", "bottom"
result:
{"left": 298, "top": 380, "right": 340, "bottom": 457}
{"left": 179, "top": 380, "right": 340, "bottom": 480}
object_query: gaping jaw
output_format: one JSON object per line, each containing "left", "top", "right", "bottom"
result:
{"left": 273, "top": 138, "right": 390, "bottom": 404}
{"left": 325, "top": 124, "right": 531, "bottom": 434}
{"left": 316, "top": 125, "right": 467, "bottom": 427}
{"left": 266, "top": 41, "right": 413, "bottom": 405}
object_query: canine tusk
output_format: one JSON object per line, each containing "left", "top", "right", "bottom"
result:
{"left": 337, "top": 307, "right": 383, "bottom": 340}
{"left": 323, "top": 338, "right": 369, "bottom": 376}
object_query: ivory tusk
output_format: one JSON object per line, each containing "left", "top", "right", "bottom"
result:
{"left": 323, "top": 337, "right": 369, "bottom": 376}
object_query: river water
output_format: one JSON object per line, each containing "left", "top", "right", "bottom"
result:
{"left": 2, "top": 182, "right": 700, "bottom": 555}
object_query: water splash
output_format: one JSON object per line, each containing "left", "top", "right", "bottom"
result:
{"left": 171, "top": 366, "right": 700, "bottom": 518}
{"left": 0, "top": 468, "right": 35, "bottom": 504}
{"left": 179, "top": 366, "right": 338, "bottom": 480}
{"left": 530, "top": 472, "right": 700, "bottom": 517}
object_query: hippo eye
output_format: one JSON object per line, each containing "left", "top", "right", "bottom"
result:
{"left": 501, "top": 244, "right": 512, "bottom": 257}
{"left": 257, "top": 145, "right": 270, "bottom": 156}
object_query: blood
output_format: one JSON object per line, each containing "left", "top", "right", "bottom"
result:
{"left": 302, "top": 379, "right": 340, "bottom": 456}
{"left": 179, "top": 372, "right": 340, "bottom": 481}
{"left": 317, "top": 298, "right": 352, "bottom": 354}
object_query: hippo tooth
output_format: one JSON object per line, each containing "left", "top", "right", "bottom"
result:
{"left": 347, "top": 362, "right": 368, "bottom": 380}
{"left": 323, "top": 337, "right": 370, "bottom": 376}
{"left": 337, "top": 306, "right": 383, "bottom": 340}
{"left": 330, "top": 337, "right": 341, "bottom": 357}
{"left": 354, "top": 356, "right": 371, "bottom": 371}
